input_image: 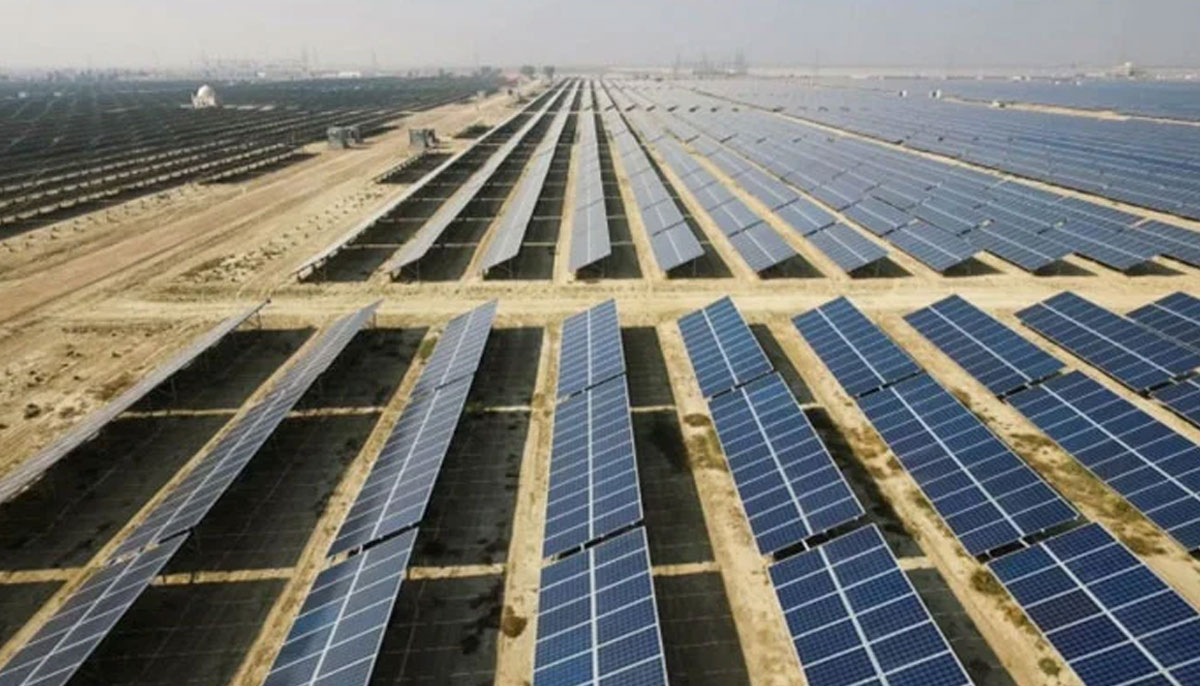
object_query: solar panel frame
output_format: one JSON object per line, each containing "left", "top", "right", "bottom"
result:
{"left": 263, "top": 529, "right": 417, "bottom": 686}
{"left": 1017, "top": 292, "right": 1200, "bottom": 393}
{"left": 768, "top": 525, "right": 972, "bottom": 686}
{"left": 792, "top": 297, "right": 922, "bottom": 398}
{"left": 410, "top": 300, "right": 498, "bottom": 398}
{"left": 905, "top": 295, "right": 1064, "bottom": 396}
{"left": 0, "top": 302, "right": 266, "bottom": 504}
{"left": 678, "top": 296, "right": 773, "bottom": 398}
{"left": 533, "top": 527, "right": 669, "bottom": 686}
{"left": 543, "top": 376, "right": 642, "bottom": 558}
{"left": 327, "top": 374, "right": 473, "bottom": 557}
{"left": 0, "top": 535, "right": 186, "bottom": 686}
{"left": 110, "top": 302, "right": 378, "bottom": 560}
{"left": 1009, "top": 371, "right": 1200, "bottom": 551}
{"left": 858, "top": 374, "right": 1077, "bottom": 556}
{"left": 709, "top": 373, "right": 864, "bottom": 554}
{"left": 990, "top": 523, "right": 1200, "bottom": 686}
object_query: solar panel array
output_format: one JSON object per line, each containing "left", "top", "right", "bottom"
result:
{"left": 263, "top": 529, "right": 417, "bottom": 686}
{"left": 533, "top": 528, "right": 669, "bottom": 686}
{"left": 329, "top": 301, "right": 496, "bottom": 556}
{"left": 0, "top": 302, "right": 266, "bottom": 504}
{"left": 858, "top": 374, "right": 1077, "bottom": 555}
{"left": 1009, "top": 372, "right": 1200, "bottom": 552}
{"left": 410, "top": 300, "right": 498, "bottom": 397}
{"left": 793, "top": 297, "right": 921, "bottom": 398}
{"left": 805, "top": 222, "right": 889, "bottom": 272}
{"left": 557, "top": 299, "right": 625, "bottom": 399}
{"left": 1018, "top": 292, "right": 1200, "bottom": 392}
{"left": 1128, "top": 291, "right": 1200, "bottom": 352}
{"left": 483, "top": 99, "right": 574, "bottom": 271}
{"left": 677, "top": 296, "right": 772, "bottom": 397}
{"left": 544, "top": 376, "right": 641, "bottom": 558}
{"left": 112, "top": 301, "right": 380, "bottom": 560}
{"left": 1154, "top": 378, "right": 1200, "bottom": 429}
{"left": 906, "top": 295, "right": 1063, "bottom": 396}
{"left": 568, "top": 105, "right": 611, "bottom": 272}
{"left": 990, "top": 523, "right": 1200, "bottom": 686}
{"left": 769, "top": 525, "right": 972, "bottom": 686}
{"left": 0, "top": 535, "right": 187, "bottom": 686}
{"left": 709, "top": 373, "right": 864, "bottom": 554}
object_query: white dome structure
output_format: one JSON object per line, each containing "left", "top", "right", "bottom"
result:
{"left": 192, "top": 84, "right": 220, "bottom": 109}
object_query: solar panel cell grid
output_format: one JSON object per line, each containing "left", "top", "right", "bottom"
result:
{"left": 543, "top": 376, "right": 642, "bottom": 558}
{"left": 648, "top": 222, "right": 705, "bottom": 271}
{"left": 792, "top": 297, "right": 922, "bottom": 398}
{"left": 728, "top": 222, "right": 796, "bottom": 273}
{"left": 807, "top": 223, "right": 889, "bottom": 273}
{"left": 1008, "top": 371, "right": 1200, "bottom": 551}
{"left": 678, "top": 296, "right": 773, "bottom": 398}
{"left": 557, "top": 300, "right": 626, "bottom": 399}
{"left": 857, "top": 374, "right": 1076, "bottom": 556}
{"left": 990, "top": 523, "right": 1200, "bottom": 686}
{"left": 1127, "top": 291, "right": 1200, "bottom": 352}
{"left": 774, "top": 197, "right": 836, "bottom": 236}
{"left": 905, "top": 295, "right": 1063, "bottom": 396}
{"left": 411, "top": 300, "right": 498, "bottom": 398}
{"left": 768, "top": 525, "right": 972, "bottom": 686}
{"left": 709, "top": 373, "right": 864, "bottom": 554}
{"left": 533, "top": 528, "right": 668, "bottom": 686}
{"left": 1154, "top": 377, "right": 1200, "bottom": 429}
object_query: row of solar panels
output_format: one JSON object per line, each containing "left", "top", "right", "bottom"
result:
{"left": 567, "top": 83, "right": 613, "bottom": 272}
{"left": 623, "top": 82, "right": 1200, "bottom": 275}
{"left": 672, "top": 296, "right": 976, "bottom": 685}
{"left": 0, "top": 301, "right": 384, "bottom": 686}
{"left": 784, "top": 293, "right": 1200, "bottom": 686}
{"left": 694, "top": 81, "right": 1200, "bottom": 222}
{"left": 533, "top": 299, "right": 672, "bottom": 685}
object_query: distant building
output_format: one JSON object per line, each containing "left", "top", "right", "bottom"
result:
{"left": 192, "top": 84, "right": 220, "bottom": 108}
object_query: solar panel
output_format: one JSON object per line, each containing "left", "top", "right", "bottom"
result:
{"left": 965, "top": 223, "right": 1071, "bottom": 272}
{"left": 1009, "top": 371, "right": 1200, "bottom": 551}
{"left": 728, "top": 222, "right": 797, "bottom": 273}
{"left": 1127, "top": 292, "right": 1200, "bottom": 352}
{"left": 769, "top": 525, "right": 972, "bottom": 686}
{"left": 110, "top": 302, "right": 379, "bottom": 560}
{"left": 640, "top": 198, "right": 686, "bottom": 236}
{"left": 735, "top": 167, "right": 798, "bottom": 209}
{"left": 1132, "top": 221, "right": 1200, "bottom": 267}
{"left": 557, "top": 300, "right": 626, "bottom": 399}
{"left": 1155, "top": 378, "right": 1200, "bottom": 429}
{"left": 410, "top": 301, "right": 497, "bottom": 398}
{"left": 568, "top": 197, "right": 611, "bottom": 272}
{"left": 774, "top": 197, "right": 835, "bottom": 236}
{"left": 1017, "top": 292, "right": 1200, "bottom": 393}
{"left": 905, "top": 295, "right": 1063, "bottom": 396}
{"left": 990, "top": 523, "right": 1200, "bottom": 686}
{"left": 888, "top": 221, "right": 977, "bottom": 273}
{"left": 793, "top": 297, "right": 922, "bottom": 398}
{"left": 533, "top": 527, "right": 668, "bottom": 686}
{"left": 842, "top": 197, "right": 912, "bottom": 236}
{"left": 263, "top": 529, "right": 417, "bottom": 686}
{"left": 543, "top": 376, "right": 641, "bottom": 558}
{"left": 1048, "top": 224, "right": 1157, "bottom": 272}
{"left": 0, "top": 302, "right": 266, "bottom": 504}
{"left": 709, "top": 373, "right": 863, "bottom": 554}
{"left": 648, "top": 222, "right": 705, "bottom": 271}
{"left": 678, "top": 296, "right": 773, "bottom": 397}
{"left": 0, "top": 535, "right": 186, "bottom": 686}
{"left": 328, "top": 375, "right": 473, "bottom": 556}
{"left": 707, "top": 199, "right": 761, "bottom": 237}
{"left": 807, "top": 223, "right": 889, "bottom": 273}
{"left": 858, "top": 374, "right": 1077, "bottom": 556}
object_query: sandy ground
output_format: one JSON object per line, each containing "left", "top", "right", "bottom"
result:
{"left": 2, "top": 78, "right": 1200, "bottom": 686}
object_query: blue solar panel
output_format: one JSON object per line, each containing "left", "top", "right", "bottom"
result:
{"left": 1017, "top": 292, "right": 1200, "bottom": 393}
{"left": 648, "top": 223, "right": 705, "bottom": 271}
{"left": 111, "top": 302, "right": 378, "bottom": 559}
{"left": 264, "top": 529, "right": 417, "bottom": 686}
{"left": 411, "top": 300, "right": 497, "bottom": 398}
{"left": 1155, "top": 378, "right": 1200, "bottom": 432}
{"left": 905, "top": 295, "right": 1063, "bottom": 396}
{"left": 1128, "top": 292, "right": 1200, "bottom": 352}
{"left": 678, "top": 296, "right": 773, "bottom": 398}
{"left": 707, "top": 198, "right": 761, "bottom": 237}
{"left": 991, "top": 523, "right": 1200, "bottom": 686}
{"left": 1048, "top": 224, "right": 1157, "bottom": 272}
{"left": 728, "top": 222, "right": 797, "bottom": 272}
{"left": 544, "top": 376, "right": 642, "bottom": 558}
{"left": 1133, "top": 221, "right": 1200, "bottom": 267}
{"left": 557, "top": 300, "right": 626, "bottom": 400}
{"left": 888, "top": 221, "right": 977, "bottom": 273}
{"left": 708, "top": 373, "right": 863, "bottom": 555}
{"left": 965, "top": 223, "right": 1071, "bottom": 272}
{"left": 843, "top": 197, "right": 912, "bottom": 236}
{"left": 774, "top": 197, "right": 836, "bottom": 236}
{"left": 769, "top": 525, "right": 972, "bottom": 686}
{"left": 807, "top": 223, "right": 890, "bottom": 273}
{"left": 0, "top": 536, "right": 186, "bottom": 686}
{"left": 534, "top": 528, "right": 668, "bottom": 686}
{"left": 735, "top": 167, "right": 798, "bottom": 209}
{"left": 328, "top": 375, "right": 473, "bottom": 556}
{"left": 858, "top": 374, "right": 1077, "bottom": 556}
{"left": 793, "top": 297, "right": 922, "bottom": 398}
{"left": 1010, "top": 371, "right": 1200, "bottom": 552}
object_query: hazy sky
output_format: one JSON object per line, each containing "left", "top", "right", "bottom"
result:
{"left": 4, "top": 0, "right": 1200, "bottom": 70}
